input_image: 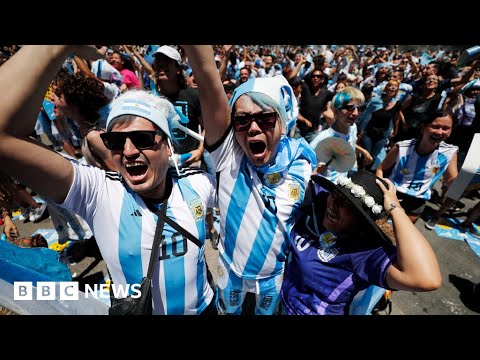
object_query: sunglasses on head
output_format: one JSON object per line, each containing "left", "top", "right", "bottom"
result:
{"left": 231, "top": 112, "right": 277, "bottom": 132}
{"left": 100, "top": 130, "right": 164, "bottom": 150}
{"left": 342, "top": 104, "right": 362, "bottom": 112}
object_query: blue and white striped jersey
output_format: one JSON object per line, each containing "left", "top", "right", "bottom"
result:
{"left": 309, "top": 124, "right": 359, "bottom": 183}
{"left": 59, "top": 160, "right": 216, "bottom": 315}
{"left": 209, "top": 130, "right": 313, "bottom": 280}
{"left": 373, "top": 81, "right": 412, "bottom": 102}
{"left": 389, "top": 139, "right": 458, "bottom": 200}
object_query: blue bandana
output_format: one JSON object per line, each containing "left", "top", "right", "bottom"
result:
{"left": 254, "top": 135, "right": 316, "bottom": 174}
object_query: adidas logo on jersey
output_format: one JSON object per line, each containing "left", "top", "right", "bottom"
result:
{"left": 130, "top": 209, "right": 142, "bottom": 217}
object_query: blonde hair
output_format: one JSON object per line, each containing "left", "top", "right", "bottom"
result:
{"left": 332, "top": 86, "right": 365, "bottom": 110}
{"left": 383, "top": 79, "right": 401, "bottom": 93}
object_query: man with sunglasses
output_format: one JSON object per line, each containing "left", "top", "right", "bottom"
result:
{"left": 0, "top": 45, "right": 217, "bottom": 315}
{"left": 310, "top": 86, "right": 373, "bottom": 182}
{"left": 296, "top": 70, "right": 333, "bottom": 143}
{"left": 185, "top": 45, "right": 316, "bottom": 315}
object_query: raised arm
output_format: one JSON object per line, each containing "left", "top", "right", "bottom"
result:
{"left": 0, "top": 45, "right": 102, "bottom": 203}
{"left": 123, "top": 45, "right": 154, "bottom": 76}
{"left": 73, "top": 55, "right": 104, "bottom": 85}
{"left": 450, "top": 60, "right": 479, "bottom": 87}
{"left": 218, "top": 45, "right": 232, "bottom": 82}
{"left": 184, "top": 45, "right": 230, "bottom": 146}
{"left": 288, "top": 55, "right": 306, "bottom": 80}
{"left": 378, "top": 178, "right": 441, "bottom": 291}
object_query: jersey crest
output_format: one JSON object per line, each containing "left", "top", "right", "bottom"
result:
{"left": 289, "top": 183, "right": 301, "bottom": 201}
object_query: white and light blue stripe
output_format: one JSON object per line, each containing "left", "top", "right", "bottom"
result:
{"left": 390, "top": 139, "right": 458, "bottom": 200}
{"left": 60, "top": 161, "right": 215, "bottom": 314}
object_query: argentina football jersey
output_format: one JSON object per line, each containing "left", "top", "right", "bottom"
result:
{"left": 390, "top": 139, "right": 458, "bottom": 200}
{"left": 209, "top": 130, "right": 313, "bottom": 280}
{"left": 59, "top": 160, "right": 216, "bottom": 314}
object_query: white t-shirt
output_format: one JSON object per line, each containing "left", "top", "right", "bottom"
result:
{"left": 59, "top": 160, "right": 216, "bottom": 314}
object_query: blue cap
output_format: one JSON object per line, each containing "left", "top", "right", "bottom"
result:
{"left": 106, "top": 98, "right": 171, "bottom": 139}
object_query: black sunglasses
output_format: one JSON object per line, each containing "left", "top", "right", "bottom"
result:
{"left": 231, "top": 112, "right": 277, "bottom": 132}
{"left": 342, "top": 104, "right": 362, "bottom": 112}
{"left": 311, "top": 74, "right": 323, "bottom": 79}
{"left": 100, "top": 131, "right": 164, "bottom": 150}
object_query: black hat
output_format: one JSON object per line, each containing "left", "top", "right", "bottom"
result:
{"left": 310, "top": 170, "right": 391, "bottom": 245}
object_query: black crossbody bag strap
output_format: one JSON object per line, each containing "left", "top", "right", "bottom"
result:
{"left": 146, "top": 198, "right": 168, "bottom": 278}
{"left": 146, "top": 199, "right": 215, "bottom": 293}
{"left": 108, "top": 198, "right": 168, "bottom": 307}
{"left": 145, "top": 201, "right": 202, "bottom": 249}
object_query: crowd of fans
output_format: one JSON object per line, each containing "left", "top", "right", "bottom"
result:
{"left": 1, "top": 44, "right": 479, "bottom": 314}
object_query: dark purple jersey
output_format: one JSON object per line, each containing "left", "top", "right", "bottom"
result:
{"left": 281, "top": 214, "right": 397, "bottom": 315}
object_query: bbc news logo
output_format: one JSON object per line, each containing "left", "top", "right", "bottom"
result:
{"left": 13, "top": 282, "right": 141, "bottom": 301}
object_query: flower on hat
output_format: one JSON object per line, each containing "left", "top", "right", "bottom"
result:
{"left": 350, "top": 185, "right": 366, "bottom": 198}
{"left": 372, "top": 205, "right": 383, "bottom": 215}
{"left": 338, "top": 176, "right": 353, "bottom": 188}
{"left": 363, "top": 196, "right": 375, "bottom": 208}
{"left": 336, "top": 175, "right": 383, "bottom": 216}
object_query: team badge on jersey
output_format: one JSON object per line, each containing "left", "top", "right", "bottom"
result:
{"left": 430, "top": 164, "right": 440, "bottom": 175}
{"left": 289, "top": 183, "right": 301, "bottom": 201}
{"left": 217, "top": 265, "right": 224, "bottom": 278}
{"left": 317, "top": 247, "right": 339, "bottom": 262}
{"left": 189, "top": 198, "right": 204, "bottom": 222}
{"left": 319, "top": 231, "right": 337, "bottom": 249}
{"left": 265, "top": 172, "right": 281, "bottom": 186}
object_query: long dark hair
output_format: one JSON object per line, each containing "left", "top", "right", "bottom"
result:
{"left": 418, "top": 109, "right": 454, "bottom": 139}
{"left": 112, "top": 51, "right": 135, "bottom": 72}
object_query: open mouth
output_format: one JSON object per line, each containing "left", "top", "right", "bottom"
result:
{"left": 155, "top": 67, "right": 169, "bottom": 76}
{"left": 326, "top": 207, "right": 339, "bottom": 223}
{"left": 125, "top": 161, "right": 148, "bottom": 178}
{"left": 430, "top": 135, "right": 444, "bottom": 142}
{"left": 249, "top": 141, "right": 266, "bottom": 155}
